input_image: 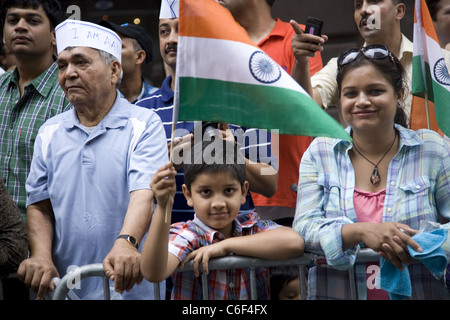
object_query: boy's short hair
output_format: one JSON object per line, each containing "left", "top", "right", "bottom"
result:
{"left": 1, "top": 0, "right": 62, "bottom": 30}
{"left": 183, "top": 139, "right": 246, "bottom": 192}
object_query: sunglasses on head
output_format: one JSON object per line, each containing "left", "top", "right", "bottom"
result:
{"left": 337, "top": 44, "right": 394, "bottom": 68}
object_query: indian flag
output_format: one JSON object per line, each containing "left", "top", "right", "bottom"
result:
{"left": 412, "top": 0, "right": 450, "bottom": 136}
{"left": 174, "top": 0, "right": 350, "bottom": 140}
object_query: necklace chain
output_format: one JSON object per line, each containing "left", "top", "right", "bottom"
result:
{"left": 352, "top": 133, "right": 397, "bottom": 185}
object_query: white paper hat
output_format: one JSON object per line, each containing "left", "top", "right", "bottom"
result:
{"left": 160, "top": 0, "right": 179, "bottom": 19}
{"left": 55, "top": 19, "right": 122, "bottom": 63}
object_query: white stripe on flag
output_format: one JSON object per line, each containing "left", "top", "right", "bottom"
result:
{"left": 177, "top": 36, "right": 309, "bottom": 95}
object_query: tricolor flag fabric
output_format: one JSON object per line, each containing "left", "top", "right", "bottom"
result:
{"left": 412, "top": 0, "right": 450, "bottom": 136}
{"left": 174, "top": 0, "right": 350, "bottom": 141}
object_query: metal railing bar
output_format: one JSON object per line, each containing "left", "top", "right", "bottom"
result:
{"left": 250, "top": 268, "right": 257, "bottom": 300}
{"left": 48, "top": 249, "right": 380, "bottom": 300}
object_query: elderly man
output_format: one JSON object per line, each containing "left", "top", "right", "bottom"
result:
{"left": 17, "top": 20, "right": 168, "bottom": 300}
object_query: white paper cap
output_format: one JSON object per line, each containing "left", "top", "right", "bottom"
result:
{"left": 160, "top": 0, "right": 179, "bottom": 19}
{"left": 56, "top": 19, "right": 122, "bottom": 63}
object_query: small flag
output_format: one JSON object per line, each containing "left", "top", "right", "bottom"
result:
{"left": 411, "top": 0, "right": 450, "bottom": 136}
{"left": 174, "top": 0, "right": 350, "bottom": 141}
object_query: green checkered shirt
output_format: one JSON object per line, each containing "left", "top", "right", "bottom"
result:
{"left": 0, "top": 63, "right": 72, "bottom": 219}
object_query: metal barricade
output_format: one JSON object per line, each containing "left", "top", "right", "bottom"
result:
{"left": 51, "top": 249, "right": 380, "bottom": 300}
{"left": 51, "top": 264, "right": 161, "bottom": 300}
{"left": 179, "top": 254, "right": 312, "bottom": 300}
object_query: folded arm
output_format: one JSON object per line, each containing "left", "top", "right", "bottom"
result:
{"left": 17, "top": 199, "right": 58, "bottom": 300}
{"left": 180, "top": 226, "right": 304, "bottom": 276}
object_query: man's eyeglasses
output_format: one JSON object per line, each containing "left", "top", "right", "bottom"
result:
{"left": 337, "top": 44, "right": 394, "bottom": 68}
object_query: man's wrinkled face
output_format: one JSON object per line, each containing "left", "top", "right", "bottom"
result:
{"left": 57, "top": 47, "right": 120, "bottom": 106}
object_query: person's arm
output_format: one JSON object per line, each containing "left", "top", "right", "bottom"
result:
{"left": 220, "top": 124, "right": 278, "bottom": 198}
{"left": 290, "top": 20, "right": 327, "bottom": 106}
{"left": 244, "top": 158, "right": 278, "bottom": 197}
{"left": 180, "top": 226, "right": 304, "bottom": 276}
{"left": 0, "top": 181, "right": 28, "bottom": 276}
{"left": 293, "top": 138, "right": 359, "bottom": 270}
{"left": 104, "top": 112, "right": 169, "bottom": 292}
{"left": 341, "top": 222, "right": 421, "bottom": 270}
{"left": 103, "top": 188, "right": 155, "bottom": 293}
{"left": 17, "top": 199, "right": 59, "bottom": 300}
{"left": 140, "top": 162, "right": 180, "bottom": 283}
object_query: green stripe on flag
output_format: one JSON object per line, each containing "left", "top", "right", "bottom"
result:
{"left": 412, "top": 56, "right": 435, "bottom": 102}
{"left": 412, "top": 56, "right": 450, "bottom": 135}
{"left": 178, "top": 77, "right": 350, "bottom": 140}
{"left": 433, "top": 82, "right": 450, "bottom": 134}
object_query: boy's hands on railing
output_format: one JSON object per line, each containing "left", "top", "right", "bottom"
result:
{"left": 179, "top": 242, "right": 228, "bottom": 277}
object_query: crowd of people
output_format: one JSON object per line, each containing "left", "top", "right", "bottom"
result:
{"left": 0, "top": 0, "right": 449, "bottom": 301}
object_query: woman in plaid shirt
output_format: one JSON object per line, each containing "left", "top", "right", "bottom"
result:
{"left": 294, "top": 45, "right": 450, "bottom": 300}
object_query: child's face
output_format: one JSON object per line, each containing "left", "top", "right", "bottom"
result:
{"left": 278, "top": 278, "right": 301, "bottom": 300}
{"left": 182, "top": 171, "right": 249, "bottom": 238}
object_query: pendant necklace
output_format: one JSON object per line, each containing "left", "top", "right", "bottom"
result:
{"left": 352, "top": 133, "right": 397, "bottom": 185}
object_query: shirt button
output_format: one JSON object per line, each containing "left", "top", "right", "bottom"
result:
{"left": 390, "top": 181, "right": 395, "bottom": 186}
{"left": 228, "top": 282, "right": 235, "bottom": 289}
{"left": 387, "top": 208, "right": 392, "bottom": 212}
{"left": 416, "top": 185, "right": 421, "bottom": 189}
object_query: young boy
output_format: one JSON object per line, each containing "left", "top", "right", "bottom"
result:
{"left": 140, "top": 139, "right": 304, "bottom": 300}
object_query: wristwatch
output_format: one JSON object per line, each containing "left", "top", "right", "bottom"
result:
{"left": 117, "top": 234, "right": 139, "bottom": 249}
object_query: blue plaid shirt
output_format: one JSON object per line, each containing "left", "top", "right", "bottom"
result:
{"left": 294, "top": 125, "right": 450, "bottom": 299}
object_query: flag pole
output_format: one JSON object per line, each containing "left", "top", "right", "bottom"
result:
{"left": 165, "top": 74, "right": 179, "bottom": 223}
{"left": 165, "top": 121, "right": 176, "bottom": 224}
{"left": 424, "top": 91, "right": 431, "bottom": 129}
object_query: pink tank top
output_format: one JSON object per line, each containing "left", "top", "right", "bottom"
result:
{"left": 353, "top": 187, "right": 390, "bottom": 300}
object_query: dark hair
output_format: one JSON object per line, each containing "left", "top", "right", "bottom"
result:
{"left": 269, "top": 266, "right": 300, "bottom": 300}
{"left": 183, "top": 140, "right": 246, "bottom": 192}
{"left": 266, "top": 0, "right": 275, "bottom": 7}
{"left": 337, "top": 49, "right": 409, "bottom": 128}
{"left": 426, "top": 0, "right": 442, "bottom": 21}
{"left": 1, "top": 0, "right": 62, "bottom": 30}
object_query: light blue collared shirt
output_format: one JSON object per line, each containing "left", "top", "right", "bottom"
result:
{"left": 26, "top": 93, "right": 168, "bottom": 299}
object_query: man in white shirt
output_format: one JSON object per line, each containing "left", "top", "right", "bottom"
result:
{"left": 291, "top": 0, "right": 450, "bottom": 127}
